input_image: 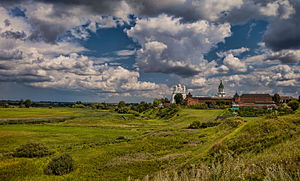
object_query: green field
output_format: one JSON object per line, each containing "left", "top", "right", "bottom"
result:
{"left": 0, "top": 107, "right": 299, "bottom": 180}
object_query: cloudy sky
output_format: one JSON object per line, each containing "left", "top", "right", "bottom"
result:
{"left": 0, "top": 0, "right": 299, "bottom": 102}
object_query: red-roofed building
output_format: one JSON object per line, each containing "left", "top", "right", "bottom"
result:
{"left": 233, "top": 93, "right": 275, "bottom": 109}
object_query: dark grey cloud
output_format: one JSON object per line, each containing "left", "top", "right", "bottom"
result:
{"left": 0, "top": 50, "right": 23, "bottom": 60}
{"left": 263, "top": 1, "right": 300, "bottom": 51}
{"left": 264, "top": 49, "right": 300, "bottom": 64}
{"left": 1, "top": 30, "right": 26, "bottom": 40}
{"left": 4, "top": 19, "right": 10, "bottom": 26}
{"left": 142, "top": 64, "right": 199, "bottom": 78}
{"left": 0, "top": 0, "right": 298, "bottom": 51}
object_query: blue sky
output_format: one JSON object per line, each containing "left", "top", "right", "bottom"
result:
{"left": 0, "top": 0, "right": 299, "bottom": 102}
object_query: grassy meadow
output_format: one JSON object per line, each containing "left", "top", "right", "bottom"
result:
{"left": 0, "top": 107, "right": 299, "bottom": 180}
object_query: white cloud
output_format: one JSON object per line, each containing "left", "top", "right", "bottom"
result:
{"left": 115, "top": 50, "right": 136, "bottom": 56}
{"left": 259, "top": 1, "right": 280, "bottom": 17}
{"left": 191, "top": 77, "right": 206, "bottom": 87}
{"left": 217, "top": 47, "right": 249, "bottom": 58}
{"left": 126, "top": 14, "right": 231, "bottom": 77}
{"left": 20, "top": 2, "right": 120, "bottom": 42}
{"left": 0, "top": 6, "right": 161, "bottom": 94}
{"left": 223, "top": 54, "right": 247, "bottom": 72}
{"left": 194, "top": 0, "right": 244, "bottom": 21}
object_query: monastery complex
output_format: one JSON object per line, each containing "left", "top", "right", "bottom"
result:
{"left": 171, "top": 81, "right": 286, "bottom": 109}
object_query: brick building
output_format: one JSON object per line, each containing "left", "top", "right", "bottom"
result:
{"left": 186, "top": 80, "right": 231, "bottom": 105}
{"left": 233, "top": 93, "right": 275, "bottom": 109}
{"left": 186, "top": 93, "right": 232, "bottom": 105}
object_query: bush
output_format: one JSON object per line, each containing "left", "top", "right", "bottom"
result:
{"left": 72, "top": 104, "right": 85, "bottom": 108}
{"left": 287, "top": 100, "right": 299, "bottom": 111}
{"left": 188, "top": 104, "right": 208, "bottom": 109}
{"left": 13, "top": 142, "right": 52, "bottom": 158}
{"left": 223, "top": 118, "right": 244, "bottom": 128}
{"left": 188, "top": 121, "right": 220, "bottom": 129}
{"left": 115, "top": 106, "right": 129, "bottom": 114}
{"left": 45, "top": 154, "right": 74, "bottom": 175}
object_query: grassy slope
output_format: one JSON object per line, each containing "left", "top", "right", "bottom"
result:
{"left": 0, "top": 108, "right": 95, "bottom": 118}
{"left": 0, "top": 107, "right": 299, "bottom": 180}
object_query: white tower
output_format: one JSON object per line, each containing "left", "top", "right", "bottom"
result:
{"left": 171, "top": 84, "right": 187, "bottom": 103}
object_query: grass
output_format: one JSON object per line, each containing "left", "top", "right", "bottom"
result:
{"left": 0, "top": 107, "right": 95, "bottom": 118}
{"left": 0, "top": 107, "right": 299, "bottom": 180}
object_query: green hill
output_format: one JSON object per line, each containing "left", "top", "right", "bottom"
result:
{"left": 0, "top": 107, "right": 299, "bottom": 180}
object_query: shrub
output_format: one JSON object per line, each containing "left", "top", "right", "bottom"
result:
{"left": 24, "top": 99, "right": 32, "bottom": 108}
{"left": 13, "top": 142, "right": 52, "bottom": 158}
{"left": 44, "top": 154, "right": 74, "bottom": 175}
{"left": 72, "top": 104, "right": 85, "bottom": 108}
{"left": 287, "top": 100, "right": 299, "bottom": 111}
{"left": 115, "top": 106, "right": 129, "bottom": 114}
{"left": 188, "top": 121, "right": 220, "bottom": 129}
{"left": 188, "top": 104, "right": 208, "bottom": 109}
{"left": 223, "top": 118, "right": 244, "bottom": 128}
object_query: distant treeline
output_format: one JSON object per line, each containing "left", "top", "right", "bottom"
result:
{"left": 0, "top": 100, "right": 117, "bottom": 108}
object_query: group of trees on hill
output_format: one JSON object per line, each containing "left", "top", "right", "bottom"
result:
{"left": 19, "top": 99, "right": 32, "bottom": 108}
{"left": 115, "top": 97, "right": 171, "bottom": 114}
{"left": 273, "top": 93, "right": 299, "bottom": 111}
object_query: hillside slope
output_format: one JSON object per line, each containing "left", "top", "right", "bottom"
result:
{"left": 0, "top": 107, "right": 299, "bottom": 180}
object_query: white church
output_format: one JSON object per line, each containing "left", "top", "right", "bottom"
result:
{"left": 171, "top": 84, "right": 187, "bottom": 103}
{"left": 171, "top": 80, "right": 226, "bottom": 103}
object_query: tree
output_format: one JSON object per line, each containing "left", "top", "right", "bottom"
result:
{"left": 137, "top": 101, "right": 146, "bottom": 112}
{"left": 273, "top": 93, "right": 280, "bottom": 104}
{"left": 118, "top": 101, "right": 126, "bottom": 108}
{"left": 24, "top": 99, "right": 32, "bottom": 108}
{"left": 287, "top": 100, "right": 299, "bottom": 111}
{"left": 19, "top": 99, "right": 25, "bottom": 108}
{"left": 153, "top": 98, "right": 160, "bottom": 107}
{"left": 164, "top": 97, "right": 170, "bottom": 103}
{"left": 19, "top": 99, "right": 24, "bottom": 105}
{"left": 174, "top": 93, "right": 183, "bottom": 105}
{"left": 298, "top": 95, "right": 300, "bottom": 102}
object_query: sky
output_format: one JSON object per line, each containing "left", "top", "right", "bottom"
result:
{"left": 0, "top": 0, "right": 299, "bottom": 102}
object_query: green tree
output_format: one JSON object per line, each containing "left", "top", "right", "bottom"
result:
{"left": 164, "top": 97, "right": 170, "bottom": 103}
{"left": 19, "top": 99, "right": 25, "bottom": 108}
{"left": 118, "top": 101, "right": 126, "bottom": 108}
{"left": 153, "top": 98, "right": 160, "bottom": 107}
{"left": 137, "top": 101, "right": 146, "bottom": 112}
{"left": 174, "top": 93, "right": 183, "bottom": 105}
{"left": 273, "top": 93, "right": 281, "bottom": 104}
{"left": 24, "top": 99, "right": 32, "bottom": 108}
{"left": 287, "top": 100, "right": 299, "bottom": 111}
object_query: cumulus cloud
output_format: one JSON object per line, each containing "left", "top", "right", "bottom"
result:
{"left": 0, "top": 0, "right": 299, "bottom": 99}
{"left": 15, "top": 2, "right": 121, "bottom": 42}
{"left": 126, "top": 14, "right": 231, "bottom": 77}
{"left": 0, "top": 5, "right": 161, "bottom": 94}
{"left": 217, "top": 47, "right": 249, "bottom": 58}
{"left": 1, "top": 0, "right": 298, "bottom": 52}
{"left": 263, "top": 1, "right": 300, "bottom": 51}
{"left": 244, "top": 47, "right": 300, "bottom": 64}
{"left": 223, "top": 54, "right": 247, "bottom": 72}
{"left": 265, "top": 49, "right": 300, "bottom": 63}
{"left": 187, "top": 63, "right": 300, "bottom": 97}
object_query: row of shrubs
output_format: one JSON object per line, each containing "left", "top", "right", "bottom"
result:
{"left": 115, "top": 101, "right": 180, "bottom": 119}
{"left": 13, "top": 142, "right": 74, "bottom": 176}
{"left": 188, "top": 121, "right": 220, "bottom": 129}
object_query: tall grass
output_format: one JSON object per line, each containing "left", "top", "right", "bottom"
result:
{"left": 135, "top": 154, "right": 299, "bottom": 181}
